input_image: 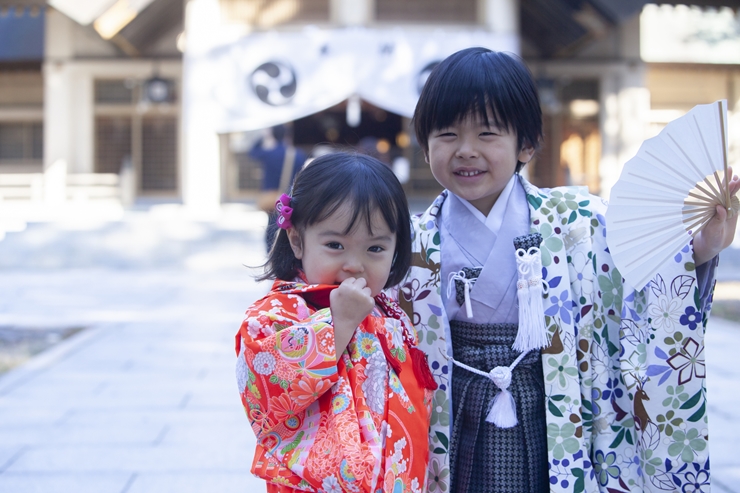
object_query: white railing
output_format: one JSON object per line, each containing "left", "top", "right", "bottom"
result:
{"left": 0, "top": 172, "right": 122, "bottom": 204}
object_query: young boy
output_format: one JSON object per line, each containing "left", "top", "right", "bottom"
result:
{"left": 400, "top": 47, "right": 739, "bottom": 492}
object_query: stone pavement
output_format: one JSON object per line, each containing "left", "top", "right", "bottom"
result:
{"left": 0, "top": 205, "right": 739, "bottom": 492}
{"left": 0, "top": 268, "right": 269, "bottom": 493}
{"left": 0, "top": 205, "right": 271, "bottom": 493}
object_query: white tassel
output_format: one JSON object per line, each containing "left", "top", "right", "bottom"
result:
{"left": 513, "top": 246, "right": 549, "bottom": 352}
{"left": 446, "top": 351, "right": 530, "bottom": 429}
{"left": 485, "top": 366, "right": 518, "bottom": 427}
{"left": 516, "top": 279, "right": 532, "bottom": 334}
{"left": 447, "top": 270, "right": 477, "bottom": 319}
{"left": 463, "top": 281, "right": 473, "bottom": 319}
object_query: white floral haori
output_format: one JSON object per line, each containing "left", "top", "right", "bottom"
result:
{"left": 399, "top": 177, "right": 717, "bottom": 493}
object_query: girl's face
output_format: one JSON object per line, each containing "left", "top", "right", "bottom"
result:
{"left": 426, "top": 111, "right": 534, "bottom": 215}
{"left": 286, "top": 203, "right": 397, "bottom": 297}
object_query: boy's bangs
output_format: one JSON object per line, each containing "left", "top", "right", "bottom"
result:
{"left": 429, "top": 70, "right": 511, "bottom": 135}
{"left": 414, "top": 48, "right": 542, "bottom": 153}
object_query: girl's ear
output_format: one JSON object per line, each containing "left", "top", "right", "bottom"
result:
{"left": 517, "top": 145, "right": 535, "bottom": 165}
{"left": 286, "top": 227, "right": 304, "bottom": 260}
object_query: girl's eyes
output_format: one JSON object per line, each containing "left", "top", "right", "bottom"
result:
{"left": 325, "top": 242, "right": 385, "bottom": 252}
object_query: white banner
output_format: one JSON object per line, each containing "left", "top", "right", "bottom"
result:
{"left": 198, "top": 28, "right": 517, "bottom": 133}
{"left": 641, "top": 4, "right": 740, "bottom": 64}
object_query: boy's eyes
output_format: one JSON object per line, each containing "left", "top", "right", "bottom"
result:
{"left": 435, "top": 129, "right": 500, "bottom": 137}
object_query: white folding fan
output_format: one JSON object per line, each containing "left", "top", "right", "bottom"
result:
{"left": 606, "top": 100, "right": 738, "bottom": 290}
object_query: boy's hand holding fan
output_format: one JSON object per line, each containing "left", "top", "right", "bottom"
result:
{"left": 606, "top": 100, "right": 740, "bottom": 290}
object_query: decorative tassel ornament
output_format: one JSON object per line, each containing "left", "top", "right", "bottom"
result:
{"left": 447, "top": 268, "right": 481, "bottom": 319}
{"left": 410, "top": 346, "right": 438, "bottom": 390}
{"left": 512, "top": 233, "right": 549, "bottom": 352}
{"left": 374, "top": 291, "right": 438, "bottom": 390}
{"left": 485, "top": 367, "right": 518, "bottom": 427}
{"left": 446, "top": 350, "right": 529, "bottom": 428}
{"left": 377, "top": 332, "right": 403, "bottom": 375}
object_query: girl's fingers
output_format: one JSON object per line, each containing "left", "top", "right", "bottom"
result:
{"left": 342, "top": 277, "right": 366, "bottom": 288}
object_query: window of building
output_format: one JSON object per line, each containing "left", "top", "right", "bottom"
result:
{"left": 0, "top": 121, "right": 42, "bottom": 162}
{"left": 0, "top": 71, "right": 43, "bottom": 169}
{"left": 94, "top": 78, "right": 179, "bottom": 195}
{"left": 375, "top": 0, "right": 477, "bottom": 24}
{"left": 95, "top": 116, "right": 132, "bottom": 174}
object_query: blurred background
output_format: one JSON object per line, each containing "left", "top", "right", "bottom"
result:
{"left": 2, "top": 1, "right": 740, "bottom": 492}
{"left": 0, "top": 0, "right": 739, "bottom": 209}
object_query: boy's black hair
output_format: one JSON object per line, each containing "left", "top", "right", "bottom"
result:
{"left": 413, "top": 47, "right": 543, "bottom": 172}
{"left": 259, "top": 152, "right": 412, "bottom": 289}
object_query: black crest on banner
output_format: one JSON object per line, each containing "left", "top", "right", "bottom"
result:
{"left": 250, "top": 61, "right": 297, "bottom": 106}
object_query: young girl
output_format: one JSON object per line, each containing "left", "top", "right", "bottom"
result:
{"left": 235, "top": 153, "right": 436, "bottom": 493}
{"left": 400, "top": 48, "right": 740, "bottom": 492}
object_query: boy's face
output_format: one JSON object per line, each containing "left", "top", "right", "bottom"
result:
{"left": 426, "top": 112, "right": 534, "bottom": 216}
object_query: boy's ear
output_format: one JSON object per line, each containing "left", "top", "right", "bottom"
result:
{"left": 287, "top": 228, "right": 303, "bottom": 259}
{"left": 517, "top": 145, "right": 535, "bottom": 165}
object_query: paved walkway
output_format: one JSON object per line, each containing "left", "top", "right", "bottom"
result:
{"left": 0, "top": 267, "right": 270, "bottom": 493}
{"left": 0, "top": 206, "right": 738, "bottom": 492}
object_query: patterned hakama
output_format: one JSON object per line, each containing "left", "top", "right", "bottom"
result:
{"left": 449, "top": 321, "right": 549, "bottom": 493}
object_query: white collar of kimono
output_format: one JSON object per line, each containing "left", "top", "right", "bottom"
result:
{"left": 451, "top": 173, "right": 518, "bottom": 233}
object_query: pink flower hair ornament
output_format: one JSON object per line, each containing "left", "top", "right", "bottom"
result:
{"left": 275, "top": 194, "right": 293, "bottom": 229}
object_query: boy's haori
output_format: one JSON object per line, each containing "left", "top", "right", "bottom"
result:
{"left": 403, "top": 46, "right": 717, "bottom": 492}
{"left": 402, "top": 178, "right": 715, "bottom": 493}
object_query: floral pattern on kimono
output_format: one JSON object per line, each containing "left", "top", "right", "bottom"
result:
{"left": 398, "top": 176, "right": 716, "bottom": 493}
{"left": 236, "top": 278, "right": 432, "bottom": 493}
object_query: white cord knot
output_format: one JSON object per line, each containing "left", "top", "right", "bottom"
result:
{"left": 447, "top": 350, "right": 530, "bottom": 429}
{"left": 488, "top": 366, "right": 512, "bottom": 390}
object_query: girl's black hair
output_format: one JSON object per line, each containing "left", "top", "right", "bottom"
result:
{"left": 259, "top": 152, "right": 412, "bottom": 289}
{"left": 413, "top": 47, "right": 543, "bottom": 172}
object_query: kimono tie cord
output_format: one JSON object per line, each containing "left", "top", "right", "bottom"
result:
{"left": 445, "top": 349, "right": 530, "bottom": 429}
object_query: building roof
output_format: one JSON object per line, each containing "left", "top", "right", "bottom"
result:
{"left": 0, "top": 5, "right": 44, "bottom": 62}
{"left": 521, "top": 0, "right": 740, "bottom": 57}
{"left": 1, "top": 0, "right": 738, "bottom": 60}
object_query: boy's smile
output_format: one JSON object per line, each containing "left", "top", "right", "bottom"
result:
{"left": 426, "top": 112, "right": 534, "bottom": 216}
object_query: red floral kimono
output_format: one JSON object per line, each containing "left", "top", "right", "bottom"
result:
{"left": 235, "top": 279, "right": 435, "bottom": 493}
